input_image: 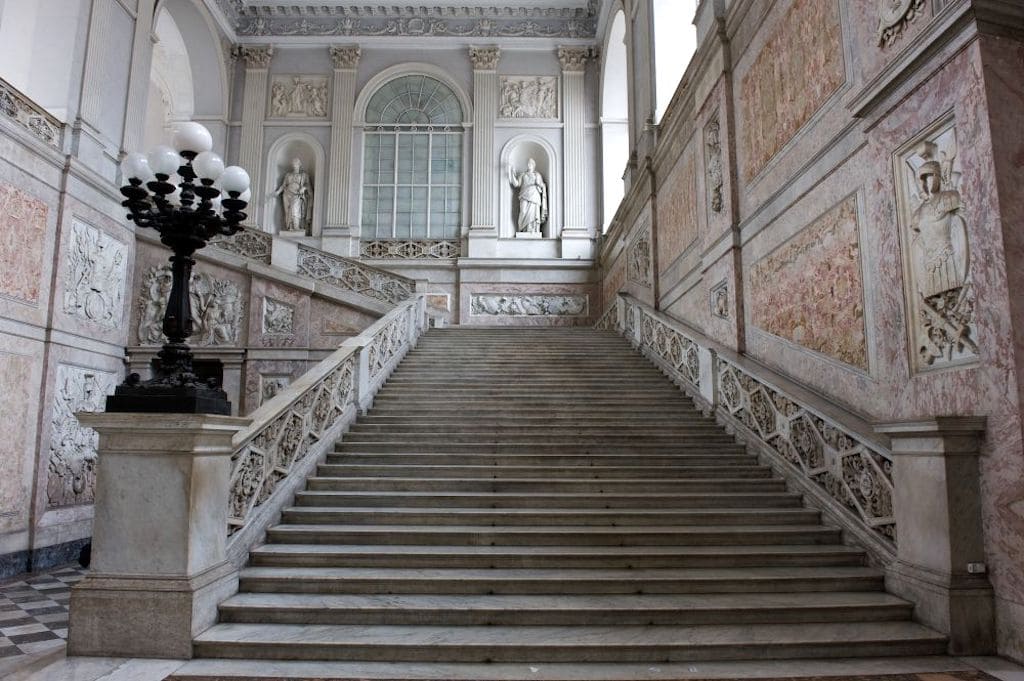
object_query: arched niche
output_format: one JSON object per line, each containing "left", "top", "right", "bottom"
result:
{"left": 499, "top": 136, "right": 559, "bottom": 240}
{"left": 264, "top": 133, "right": 325, "bottom": 237}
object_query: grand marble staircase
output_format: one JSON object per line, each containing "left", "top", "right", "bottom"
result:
{"left": 192, "top": 327, "right": 946, "bottom": 671}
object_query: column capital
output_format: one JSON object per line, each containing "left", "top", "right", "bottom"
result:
{"left": 557, "top": 46, "right": 592, "bottom": 72}
{"left": 240, "top": 45, "right": 274, "bottom": 69}
{"left": 469, "top": 46, "right": 501, "bottom": 71}
{"left": 330, "top": 45, "right": 361, "bottom": 70}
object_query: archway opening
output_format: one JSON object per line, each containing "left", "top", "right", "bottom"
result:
{"left": 600, "top": 9, "right": 629, "bottom": 232}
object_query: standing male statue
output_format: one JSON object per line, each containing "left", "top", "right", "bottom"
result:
{"left": 270, "top": 157, "right": 313, "bottom": 234}
{"left": 507, "top": 158, "right": 548, "bottom": 234}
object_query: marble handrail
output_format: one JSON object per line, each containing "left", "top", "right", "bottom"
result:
{"left": 603, "top": 293, "right": 897, "bottom": 554}
{"left": 225, "top": 295, "right": 428, "bottom": 561}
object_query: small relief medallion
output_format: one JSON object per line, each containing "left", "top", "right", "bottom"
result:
{"left": 877, "top": 0, "right": 926, "bottom": 47}
{"left": 895, "top": 118, "right": 977, "bottom": 371}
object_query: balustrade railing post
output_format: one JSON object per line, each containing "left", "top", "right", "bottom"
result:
{"left": 270, "top": 234, "right": 299, "bottom": 273}
{"left": 355, "top": 339, "right": 372, "bottom": 411}
{"left": 875, "top": 417, "right": 995, "bottom": 654}
{"left": 697, "top": 346, "right": 717, "bottom": 412}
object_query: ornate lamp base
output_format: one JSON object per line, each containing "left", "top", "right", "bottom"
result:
{"left": 106, "top": 382, "right": 232, "bottom": 415}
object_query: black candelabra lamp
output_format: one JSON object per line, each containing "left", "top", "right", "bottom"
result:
{"left": 106, "top": 122, "right": 251, "bottom": 415}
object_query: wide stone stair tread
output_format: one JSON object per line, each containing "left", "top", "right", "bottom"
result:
{"left": 313, "top": 464, "right": 770, "bottom": 479}
{"left": 292, "top": 490, "right": 806, "bottom": 508}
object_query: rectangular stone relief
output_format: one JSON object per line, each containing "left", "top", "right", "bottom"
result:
{"left": 63, "top": 220, "right": 128, "bottom": 329}
{"left": 259, "top": 374, "right": 291, "bottom": 406}
{"left": 269, "top": 75, "right": 329, "bottom": 119}
{"left": 656, "top": 152, "right": 699, "bottom": 269}
{"left": 893, "top": 117, "right": 977, "bottom": 372}
{"left": 138, "top": 265, "right": 244, "bottom": 346}
{"left": 470, "top": 294, "right": 588, "bottom": 317}
{"left": 626, "top": 222, "right": 652, "bottom": 288}
{"left": 47, "top": 364, "right": 118, "bottom": 508}
{"left": 0, "top": 351, "right": 33, "bottom": 532}
{"left": 261, "top": 297, "right": 296, "bottom": 347}
{"left": 740, "top": 0, "right": 845, "bottom": 182}
{"left": 499, "top": 76, "right": 558, "bottom": 119}
{"left": 748, "top": 195, "right": 868, "bottom": 369}
{"left": 0, "top": 182, "right": 47, "bottom": 305}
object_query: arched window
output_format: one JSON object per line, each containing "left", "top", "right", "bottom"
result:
{"left": 361, "top": 75, "right": 464, "bottom": 240}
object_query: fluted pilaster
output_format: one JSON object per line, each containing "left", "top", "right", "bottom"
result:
{"left": 559, "top": 46, "right": 589, "bottom": 232}
{"left": 469, "top": 46, "right": 500, "bottom": 232}
{"left": 325, "top": 46, "right": 361, "bottom": 233}
{"left": 239, "top": 46, "right": 273, "bottom": 227}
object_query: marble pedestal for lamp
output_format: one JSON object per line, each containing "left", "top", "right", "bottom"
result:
{"left": 67, "top": 414, "right": 249, "bottom": 659}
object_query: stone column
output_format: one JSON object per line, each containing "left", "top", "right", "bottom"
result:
{"left": 322, "top": 46, "right": 361, "bottom": 257}
{"left": 874, "top": 417, "right": 995, "bottom": 655}
{"left": 68, "top": 414, "right": 250, "bottom": 658}
{"left": 467, "top": 46, "right": 501, "bottom": 258}
{"left": 238, "top": 46, "right": 274, "bottom": 228}
{"left": 559, "top": 46, "right": 594, "bottom": 260}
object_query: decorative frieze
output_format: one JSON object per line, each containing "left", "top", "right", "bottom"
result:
{"left": 894, "top": 118, "right": 977, "bottom": 371}
{"left": 748, "top": 195, "right": 868, "bottom": 369}
{"left": 469, "top": 46, "right": 501, "bottom": 71}
{"left": 877, "top": 0, "right": 926, "bottom": 47}
{"left": 557, "top": 47, "right": 590, "bottom": 72}
{"left": 471, "top": 294, "right": 588, "bottom": 317}
{"left": 63, "top": 220, "right": 127, "bottom": 329}
{"left": 710, "top": 280, "right": 729, "bottom": 319}
{"left": 270, "top": 76, "right": 329, "bottom": 119}
{"left": 297, "top": 246, "right": 415, "bottom": 304}
{"left": 46, "top": 365, "right": 117, "bottom": 508}
{"left": 717, "top": 357, "right": 895, "bottom": 542}
{"left": 361, "top": 239, "right": 461, "bottom": 259}
{"left": 0, "top": 76, "right": 62, "bottom": 149}
{"left": 499, "top": 77, "right": 558, "bottom": 119}
{"left": 137, "top": 265, "right": 244, "bottom": 347}
{"left": 0, "top": 182, "right": 47, "bottom": 306}
{"left": 705, "top": 117, "right": 724, "bottom": 214}
{"left": 330, "top": 46, "right": 361, "bottom": 69}
{"left": 626, "top": 234, "right": 652, "bottom": 288}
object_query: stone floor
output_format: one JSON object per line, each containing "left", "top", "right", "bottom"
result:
{"left": 0, "top": 565, "right": 84, "bottom": 667}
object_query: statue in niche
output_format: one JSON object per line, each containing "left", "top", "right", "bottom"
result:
{"left": 270, "top": 158, "right": 313, "bottom": 234}
{"left": 908, "top": 139, "right": 976, "bottom": 364}
{"left": 507, "top": 158, "right": 548, "bottom": 234}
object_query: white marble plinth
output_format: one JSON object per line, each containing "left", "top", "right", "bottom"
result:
{"left": 514, "top": 232, "right": 543, "bottom": 239}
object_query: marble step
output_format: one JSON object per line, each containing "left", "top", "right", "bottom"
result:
{"left": 263, "top": 524, "right": 842, "bottom": 547}
{"left": 217, "top": 592, "right": 912, "bottom": 627}
{"left": 192, "top": 621, "right": 947, "bottom": 662}
{"left": 248, "top": 543, "right": 865, "bottom": 569}
{"left": 293, "top": 490, "right": 805, "bottom": 509}
{"left": 369, "top": 398, "right": 690, "bottom": 408}
{"left": 356, "top": 415, "right": 710, "bottom": 425}
{"left": 332, "top": 442, "right": 749, "bottom": 454}
{"left": 235, "top": 565, "right": 887, "bottom": 595}
{"left": 278, "top": 506, "right": 819, "bottom": 527}
{"left": 304, "top": 476, "right": 788, "bottom": 493}
{"left": 323, "top": 454, "right": 759, "bottom": 467}
{"left": 337, "top": 433, "right": 738, "bottom": 445}
{"left": 346, "top": 424, "right": 727, "bottom": 435}
{"left": 314, "top": 464, "right": 770, "bottom": 479}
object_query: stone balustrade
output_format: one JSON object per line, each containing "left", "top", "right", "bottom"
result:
{"left": 0, "top": 76, "right": 62, "bottom": 149}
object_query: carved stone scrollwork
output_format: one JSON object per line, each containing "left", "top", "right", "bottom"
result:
{"left": 895, "top": 118, "right": 977, "bottom": 371}
{"left": 63, "top": 220, "right": 127, "bottom": 329}
{"left": 241, "top": 46, "right": 274, "bottom": 69}
{"left": 877, "top": 0, "right": 926, "bottom": 47}
{"left": 0, "top": 76, "right": 62, "bottom": 149}
{"left": 637, "top": 311, "right": 701, "bottom": 387}
{"left": 270, "top": 76, "right": 329, "bottom": 118}
{"left": 705, "top": 117, "right": 724, "bottom": 213}
{"left": 210, "top": 228, "right": 273, "bottom": 264}
{"left": 499, "top": 77, "right": 558, "bottom": 119}
{"left": 626, "top": 235, "right": 652, "bottom": 288}
{"left": 330, "top": 46, "right": 361, "bottom": 69}
{"left": 297, "top": 245, "right": 415, "bottom": 304}
{"left": 366, "top": 310, "right": 410, "bottom": 378}
{"left": 470, "top": 294, "right": 588, "bottom": 317}
{"left": 137, "top": 265, "right": 244, "bottom": 346}
{"left": 469, "top": 46, "right": 501, "bottom": 70}
{"left": 361, "top": 239, "right": 461, "bottom": 259}
{"left": 557, "top": 47, "right": 590, "bottom": 72}
{"left": 717, "top": 357, "right": 896, "bottom": 542}
{"left": 46, "top": 365, "right": 117, "bottom": 508}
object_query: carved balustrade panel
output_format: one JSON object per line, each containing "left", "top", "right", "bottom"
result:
{"left": 634, "top": 305, "right": 701, "bottom": 388}
{"left": 210, "top": 228, "right": 273, "bottom": 264}
{"left": 593, "top": 298, "right": 621, "bottom": 332}
{"left": 361, "top": 239, "right": 461, "bottom": 259}
{"left": 297, "top": 245, "right": 414, "bottom": 304}
{"left": 367, "top": 306, "right": 411, "bottom": 379}
{"left": 0, "top": 77, "right": 62, "bottom": 149}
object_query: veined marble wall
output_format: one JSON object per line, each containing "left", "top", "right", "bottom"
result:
{"left": 598, "top": 0, "right": 1024, "bottom": 661}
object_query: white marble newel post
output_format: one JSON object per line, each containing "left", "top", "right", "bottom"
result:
{"left": 68, "top": 414, "right": 249, "bottom": 659}
{"left": 559, "top": 46, "right": 593, "bottom": 260}
{"left": 875, "top": 417, "right": 995, "bottom": 655}
{"left": 238, "top": 47, "right": 274, "bottom": 228}
{"left": 467, "top": 46, "right": 500, "bottom": 258}
{"left": 322, "top": 46, "right": 361, "bottom": 257}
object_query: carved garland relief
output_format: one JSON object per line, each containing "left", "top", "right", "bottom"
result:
{"left": 499, "top": 76, "right": 558, "bottom": 119}
{"left": 63, "top": 220, "right": 127, "bottom": 329}
{"left": 137, "top": 265, "right": 244, "bottom": 346}
{"left": 748, "top": 195, "right": 868, "bottom": 369}
{"left": 894, "top": 117, "right": 977, "bottom": 372}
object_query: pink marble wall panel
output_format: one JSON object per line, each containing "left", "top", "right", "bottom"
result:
{"left": 656, "top": 150, "right": 699, "bottom": 271}
{"left": 249, "top": 279, "right": 311, "bottom": 349}
{"left": 738, "top": 0, "right": 845, "bottom": 183}
{"left": 243, "top": 359, "right": 311, "bottom": 415}
{"left": 601, "top": 250, "right": 627, "bottom": 313}
{"left": 748, "top": 195, "right": 868, "bottom": 369}
{"left": 309, "top": 298, "right": 378, "bottom": 350}
{"left": 0, "top": 347, "right": 35, "bottom": 535}
{"left": 0, "top": 182, "right": 47, "bottom": 305}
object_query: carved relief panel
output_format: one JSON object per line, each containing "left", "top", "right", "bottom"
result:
{"left": 626, "top": 232, "right": 652, "bottom": 288}
{"left": 877, "top": 0, "right": 926, "bottom": 47}
{"left": 63, "top": 220, "right": 128, "bottom": 329}
{"left": 269, "top": 76, "right": 329, "bottom": 119}
{"left": 47, "top": 364, "right": 118, "bottom": 507}
{"left": 704, "top": 117, "right": 724, "bottom": 214}
{"left": 259, "top": 374, "right": 291, "bottom": 405}
{"left": 262, "top": 297, "right": 296, "bottom": 347}
{"left": 499, "top": 76, "right": 558, "bottom": 119}
{"left": 0, "top": 182, "right": 47, "bottom": 306}
{"left": 710, "top": 280, "right": 730, "bottom": 319}
{"left": 471, "top": 294, "right": 588, "bottom": 317}
{"left": 137, "top": 265, "right": 244, "bottom": 346}
{"left": 894, "top": 117, "right": 977, "bottom": 372}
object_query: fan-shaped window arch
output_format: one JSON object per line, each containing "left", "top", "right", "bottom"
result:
{"left": 361, "top": 75, "right": 464, "bottom": 240}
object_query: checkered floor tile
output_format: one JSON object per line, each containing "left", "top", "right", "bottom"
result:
{"left": 0, "top": 565, "right": 85, "bottom": 659}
